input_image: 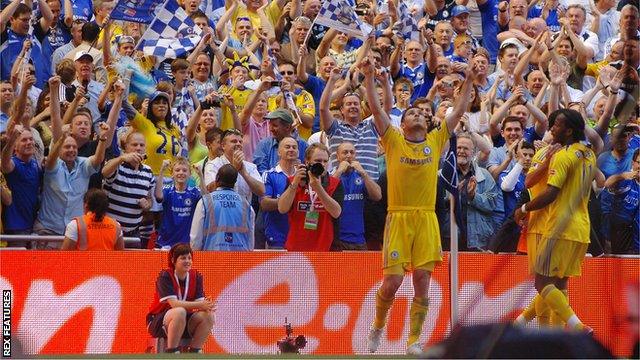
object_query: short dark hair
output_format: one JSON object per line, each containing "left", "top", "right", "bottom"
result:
{"left": 520, "top": 140, "right": 535, "bottom": 152}
{"left": 216, "top": 163, "right": 238, "bottom": 188}
{"left": 501, "top": 116, "right": 524, "bottom": 129}
{"left": 205, "top": 127, "right": 224, "bottom": 144}
{"left": 84, "top": 189, "right": 109, "bottom": 221}
{"left": 168, "top": 243, "right": 193, "bottom": 269}
{"left": 498, "top": 43, "right": 518, "bottom": 59}
{"left": 189, "top": 10, "right": 208, "bottom": 21}
{"left": 81, "top": 22, "right": 101, "bottom": 42}
{"left": 12, "top": 3, "right": 32, "bottom": 18}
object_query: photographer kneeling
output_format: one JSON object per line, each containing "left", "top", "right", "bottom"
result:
{"left": 277, "top": 143, "right": 343, "bottom": 251}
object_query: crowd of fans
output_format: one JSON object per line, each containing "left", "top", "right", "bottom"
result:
{"left": 0, "top": 0, "right": 638, "bottom": 254}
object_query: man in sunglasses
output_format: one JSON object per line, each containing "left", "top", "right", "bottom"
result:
{"left": 204, "top": 128, "right": 265, "bottom": 203}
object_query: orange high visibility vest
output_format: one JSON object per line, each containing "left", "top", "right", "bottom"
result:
{"left": 74, "top": 213, "right": 121, "bottom": 250}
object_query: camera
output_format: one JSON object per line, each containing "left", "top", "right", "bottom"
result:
{"left": 308, "top": 163, "right": 324, "bottom": 177}
{"left": 201, "top": 95, "right": 222, "bottom": 110}
{"left": 277, "top": 318, "right": 306, "bottom": 354}
{"left": 270, "top": 80, "right": 283, "bottom": 87}
{"left": 355, "top": 3, "right": 370, "bottom": 16}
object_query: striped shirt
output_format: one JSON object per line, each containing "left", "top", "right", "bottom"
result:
{"left": 103, "top": 162, "right": 155, "bottom": 234}
{"left": 327, "top": 118, "right": 380, "bottom": 180}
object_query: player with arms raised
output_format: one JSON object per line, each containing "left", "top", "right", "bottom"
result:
{"left": 362, "top": 55, "right": 478, "bottom": 355}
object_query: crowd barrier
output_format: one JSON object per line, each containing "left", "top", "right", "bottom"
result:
{"left": 0, "top": 251, "right": 638, "bottom": 356}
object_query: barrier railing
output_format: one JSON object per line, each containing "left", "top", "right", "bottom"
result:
{"left": 0, "top": 234, "right": 141, "bottom": 248}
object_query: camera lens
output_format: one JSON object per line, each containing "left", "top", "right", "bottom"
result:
{"left": 309, "top": 163, "right": 324, "bottom": 177}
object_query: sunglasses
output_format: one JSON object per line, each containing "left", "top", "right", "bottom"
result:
{"left": 344, "top": 92, "right": 361, "bottom": 99}
{"left": 236, "top": 17, "right": 251, "bottom": 22}
{"left": 222, "top": 128, "right": 242, "bottom": 139}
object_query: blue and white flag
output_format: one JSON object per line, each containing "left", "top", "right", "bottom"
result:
{"left": 110, "top": 0, "right": 166, "bottom": 23}
{"left": 439, "top": 135, "right": 464, "bottom": 236}
{"left": 397, "top": 1, "right": 421, "bottom": 41}
{"left": 315, "top": 0, "right": 373, "bottom": 40}
{"left": 137, "top": 0, "right": 202, "bottom": 59}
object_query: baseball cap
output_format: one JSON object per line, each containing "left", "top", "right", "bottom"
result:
{"left": 116, "top": 35, "right": 135, "bottom": 45}
{"left": 149, "top": 90, "right": 171, "bottom": 103}
{"left": 451, "top": 5, "right": 470, "bottom": 17}
{"left": 73, "top": 51, "right": 94, "bottom": 62}
{"left": 264, "top": 109, "right": 294, "bottom": 124}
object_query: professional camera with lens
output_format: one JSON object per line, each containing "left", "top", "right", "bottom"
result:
{"left": 307, "top": 163, "right": 325, "bottom": 177}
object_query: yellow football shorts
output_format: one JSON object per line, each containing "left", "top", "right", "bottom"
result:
{"left": 382, "top": 210, "right": 442, "bottom": 275}
{"left": 526, "top": 232, "right": 543, "bottom": 274}
{"left": 534, "top": 236, "right": 588, "bottom": 278}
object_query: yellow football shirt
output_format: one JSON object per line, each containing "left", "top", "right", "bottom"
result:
{"left": 267, "top": 89, "right": 316, "bottom": 140}
{"left": 218, "top": 85, "right": 252, "bottom": 130}
{"left": 131, "top": 113, "right": 183, "bottom": 176}
{"left": 230, "top": 2, "right": 282, "bottom": 42}
{"left": 526, "top": 145, "right": 553, "bottom": 235}
{"left": 545, "top": 142, "right": 596, "bottom": 243}
{"left": 382, "top": 124, "right": 449, "bottom": 211}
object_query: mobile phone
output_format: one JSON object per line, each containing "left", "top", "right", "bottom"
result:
{"left": 270, "top": 81, "right": 283, "bottom": 87}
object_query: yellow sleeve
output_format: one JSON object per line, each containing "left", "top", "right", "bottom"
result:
{"left": 547, "top": 150, "right": 571, "bottom": 189}
{"left": 528, "top": 146, "right": 548, "bottom": 174}
{"left": 265, "top": 0, "right": 283, "bottom": 26}
{"left": 131, "top": 113, "right": 154, "bottom": 136}
{"left": 585, "top": 62, "right": 598, "bottom": 78}
{"left": 297, "top": 91, "right": 315, "bottom": 117}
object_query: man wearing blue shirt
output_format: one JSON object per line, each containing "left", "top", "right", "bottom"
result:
{"left": 498, "top": 141, "right": 535, "bottom": 218}
{"left": 253, "top": 109, "right": 307, "bottom": 174}
{"left": 260, "top": 137, "right": 299, "bottom": 249}
{"left": 332, "top": 142, "right": 382, "bottom": 250}
{"left": 1, "top": 1, "right": 55, "bottom": 88}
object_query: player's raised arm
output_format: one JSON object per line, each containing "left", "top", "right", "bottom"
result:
{"left": 361, "top": 57, "right": 390, "bottom": 136}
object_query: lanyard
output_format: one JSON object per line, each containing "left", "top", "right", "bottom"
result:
{"left": 308, "top": 184, "right": 317, "bottom": 211}
{"left": 173, "top": 271, "right": 190, "bottom": 301}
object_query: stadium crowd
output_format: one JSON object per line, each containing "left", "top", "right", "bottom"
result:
{"left": 0, "top": 0, "right": 638, "bottom": 254}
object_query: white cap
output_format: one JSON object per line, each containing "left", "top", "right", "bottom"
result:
{"left": 73, "top": 51, "right": 94, "bottom": 62}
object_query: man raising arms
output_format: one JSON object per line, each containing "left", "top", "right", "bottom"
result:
{"left": 362, "top": 56, "right": 477, "bottom": 355}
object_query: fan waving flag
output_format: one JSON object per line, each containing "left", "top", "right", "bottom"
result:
{"left": 110, "top": 0, "right": 166, "bottom": 23}
{"left": 137, "top": 0, "right": 202, "bottom": 59}
{"left": 439, "top": 135, "right": 464, "bottom": 238}
{"left": 397, "top": 1, "right": 421, "bottom": 41}
{"left": 315, "top": 0, "right": 373, "bottom": 40}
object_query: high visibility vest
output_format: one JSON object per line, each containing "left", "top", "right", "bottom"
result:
{"left": 74, "top": 213, "right": 121, "bottom": 250}
{"left": 201, "top": 189, "right": 254, "bottom": 251}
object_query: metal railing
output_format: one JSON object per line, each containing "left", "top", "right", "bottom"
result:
{"left": 0, "top": 234, "right": 141, "bottom": 249}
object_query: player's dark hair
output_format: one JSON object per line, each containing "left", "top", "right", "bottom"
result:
{"left": 84, "top": 189, "right": 110, "bottom": 221}
{"left": 168, "top": 243, "right": 193, "bottom": 269}
{"left": 549, "top": 109, "right": 585, "bottom": 142}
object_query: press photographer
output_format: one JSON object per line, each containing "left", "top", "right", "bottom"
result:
{"left": 277, "top": 143, "right": 343, "bottom": 251}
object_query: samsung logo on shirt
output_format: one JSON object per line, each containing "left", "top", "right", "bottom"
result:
{"left": 344, "top": 193, "right": 364, "bottom": 201}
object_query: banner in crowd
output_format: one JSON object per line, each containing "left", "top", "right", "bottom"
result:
{"left": 1, "top": 252, "right": 637, "bottom": 356}
{"left": 315, "top": 0, "right": 373, "bottom": 40}
{"left": 137, "top": 0, "right": 202, "bottom": 59}
{"left": 110, "top": 0, "right": 166, "bottom": 24}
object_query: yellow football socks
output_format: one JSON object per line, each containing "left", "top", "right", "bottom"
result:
{"left": 407, "top": 297, "right": 429, "bottom": 346}
{"left": 373, "top": 290, "right": 395, "bottom": 330}
{"left": 541, "top": 284, "right": 583, "bottom": 330}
